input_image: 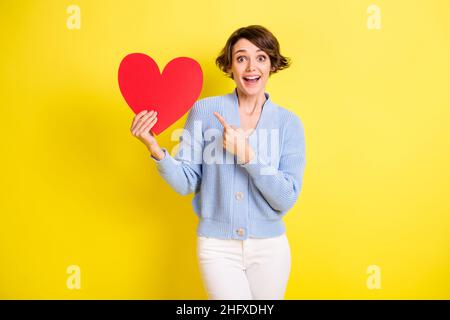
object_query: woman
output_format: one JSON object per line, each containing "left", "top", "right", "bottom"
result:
{"left": 130, "top": 25, "right": 306, "bottom": 300}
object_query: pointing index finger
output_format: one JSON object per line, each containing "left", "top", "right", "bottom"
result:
{"left": 214, "top": 112, "right": 230, "bottom": 129}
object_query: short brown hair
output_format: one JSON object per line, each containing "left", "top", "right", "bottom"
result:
{"left": 215, "top": 25, "right": 291, "bottom": 79}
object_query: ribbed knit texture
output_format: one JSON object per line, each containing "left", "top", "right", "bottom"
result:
{"left": 151, "top": 88, "right": 306, "bottom": 239}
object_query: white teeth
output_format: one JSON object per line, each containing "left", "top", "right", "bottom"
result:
{"left": 244, "top": 76, "right": 260, "bottom": 80}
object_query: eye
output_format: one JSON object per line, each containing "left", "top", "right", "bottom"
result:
{"left": 236, "top": 55, "right": 267, "bottom": 63}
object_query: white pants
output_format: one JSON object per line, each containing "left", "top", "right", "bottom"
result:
{"left": 197, "top": 233, "right": 291, "bottom": 300}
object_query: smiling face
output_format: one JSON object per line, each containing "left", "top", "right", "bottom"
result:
{"left": 228, "top": 38, "right": 275, "bottom": 98}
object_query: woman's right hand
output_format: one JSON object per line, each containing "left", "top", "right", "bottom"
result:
{"left": 131, "top": 109, "right": 158, "bottom": 146}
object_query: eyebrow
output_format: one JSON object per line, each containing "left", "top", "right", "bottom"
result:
{"left": 234, "top": 49, "right": 265, "bottom": 55}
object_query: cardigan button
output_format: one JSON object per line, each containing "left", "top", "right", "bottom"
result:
{"left": 236, "top": 228, "right": 245, "bottom": 236}
{"left": 235, "top": 192, "right": 244, "bottom": 200}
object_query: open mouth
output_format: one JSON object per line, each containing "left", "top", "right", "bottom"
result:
{"left": 243, "top": 76, "right": 261, "bottom": 85}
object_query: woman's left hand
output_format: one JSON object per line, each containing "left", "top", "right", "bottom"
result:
{"left": 214, "top": 112, "right": 255, "bottom": 164}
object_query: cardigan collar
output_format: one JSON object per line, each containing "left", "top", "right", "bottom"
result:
{"left": 225, "top": 87, "right": 278, "bottom": 135}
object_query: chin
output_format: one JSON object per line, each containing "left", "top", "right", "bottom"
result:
{"left": 241, "top": 84, "right": 263, "bottom": 94}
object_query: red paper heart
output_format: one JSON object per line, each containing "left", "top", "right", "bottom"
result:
{"left": 118, "top": 53, "right": 203, "bottom": 135}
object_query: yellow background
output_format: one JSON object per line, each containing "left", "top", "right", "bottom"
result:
{"left": 1, "top": 0, "right": 449, "bottom": 299}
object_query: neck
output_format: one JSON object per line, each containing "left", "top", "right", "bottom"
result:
{"left": 236, "top": 87, "right": 266, "bottom": 115}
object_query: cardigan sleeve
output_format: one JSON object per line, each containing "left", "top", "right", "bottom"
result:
{"left": 150, "top": 103, "right": 203, "bottom": 195}
{"left": 240, "top": 114, "right": 306, "bottom": 214}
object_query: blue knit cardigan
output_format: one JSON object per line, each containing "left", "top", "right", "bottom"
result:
{"left": 151, "top": 88, "right": 306, "bottom": 239}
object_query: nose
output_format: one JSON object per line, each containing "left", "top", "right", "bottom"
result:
{"left": 246, "top": 59, "right": 256, "bottom": 71}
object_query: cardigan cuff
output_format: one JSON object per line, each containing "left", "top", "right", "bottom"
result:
{"left": 150, "top": 148, "right": 177, "bottom": 174}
